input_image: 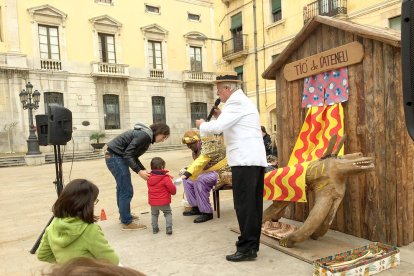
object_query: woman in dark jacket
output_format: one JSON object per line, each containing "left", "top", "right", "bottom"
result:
{"left": 105, "top": 123, "right": 170, "bottom": 231}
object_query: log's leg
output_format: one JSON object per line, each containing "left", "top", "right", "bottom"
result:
{"left": 279, "top": 196, "right": 333, "bottom": 248}
{"left": 262, "top": 201, "right": 290, "bottom": 223}
{"left": 311, "top": 195, "right": 344, "bottom": 240}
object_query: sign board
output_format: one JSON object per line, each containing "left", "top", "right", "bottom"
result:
{"left": 283, "top": 41, "right": 364, "bottom": 81}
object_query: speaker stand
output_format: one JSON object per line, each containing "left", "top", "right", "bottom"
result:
{"left": 29, "top": 145, "right": 64, "bottom": 254}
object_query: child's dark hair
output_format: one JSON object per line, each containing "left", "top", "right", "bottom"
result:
{"left": 53, "top": 179, "right": 99, "bottom": 224}
{"left": 151, "top": 157, "right": 166, "bottom": 170}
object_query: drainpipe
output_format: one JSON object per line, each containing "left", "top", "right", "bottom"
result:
{"left": 253, "top": 0, "right": 260, "bottom": 112}
{"left": 261, "top": 0, "right": 267, "bottom": 108}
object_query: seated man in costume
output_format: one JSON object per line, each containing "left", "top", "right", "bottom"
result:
{"left": 180, "top": 130, "right": 229, "bottom": 223}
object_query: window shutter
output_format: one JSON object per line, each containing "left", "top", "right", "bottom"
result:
{"left": 191, "top": 102, "right": 207, "bottom": 128}
{"left": 272, "top": 0, "right": 281, "bottom": 13}
{"left": 234, "top": 66, "right": 243, "bottom": 74}
{"left": 231, "top": 13, "right": 242, "bottom": 30}
{"left": 152, "top": 96, "right": 166, "bottom": 124}
{"left": 389, "top": 16, "right": 401, "bottom": 31}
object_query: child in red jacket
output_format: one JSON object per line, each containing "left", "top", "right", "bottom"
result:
{"left": 147, "top": 157, "right": 177, "bottom": 234}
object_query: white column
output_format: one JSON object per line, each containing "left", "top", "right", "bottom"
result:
{"left": 5, "top": 0, "right": 21, "bottom": 52}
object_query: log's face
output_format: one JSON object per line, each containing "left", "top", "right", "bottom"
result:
{"left": 306, "top": 153, "right": 375, "bottom": 185}
{"left": 335, "top": 155, "right": 375, "bottom": 176}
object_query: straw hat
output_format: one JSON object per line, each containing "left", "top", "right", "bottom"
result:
{"left": 213, "top": 71, "right": 243, "bottom": 84}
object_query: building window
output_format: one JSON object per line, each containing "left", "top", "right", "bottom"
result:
{"left": 231, "top": 13, "right": 243, "bottom": 53}
{"left": 98, "top": 33, "right": 116, "bottom": 63}
{"left": 190, "top": 102, "right": 207, "bottom": 128}
{"left": 103, "top": 94, "right": 120, "bottom": 129}
{"left": 39, "top": 25, "right": 60, "bottom": 60}
{"left": 44, "top": 92, "right": 64, "bottom": 114}
{"left": 95, "top": 0, "right": 113, "bottom": 4}
{"left": 190, "top": 46, "right": 202, "bottom": 71}
{"left": 188, "top": 13, "right": 200, "bottom": 21}
{"left": 148, "top": 40, "right": 163, "bottom": 69}
{"left": 271, "top": 0, "right": 282, "bottom": 22}
{"left": 152, "top": 96, "right": 166, "bottom": 124}
{"left": 235, "top": 65, "right": 244, "bottom": 92}
{"left": 145, "top": 4, "right": 160, "bottom": 14}
{"left": 319, "top": 0, "right": 339, "bottom": 15}
{"left": 389, "top": 16, "right": 401, "bottom": 31}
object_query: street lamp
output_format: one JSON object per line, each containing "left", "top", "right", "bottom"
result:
{"left": 19, "top": 82, "right": 41, "bottom": 155}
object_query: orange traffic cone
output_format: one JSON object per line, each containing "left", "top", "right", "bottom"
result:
{"left": 100, "top": 209, "right": 107, "bottom": 221}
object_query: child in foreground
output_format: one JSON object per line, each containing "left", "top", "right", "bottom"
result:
{"left": 37, "top": 179, "right": 119, "bottom": 265}
{"left": 147, "top": 157, "right": 177, "bottom": 234}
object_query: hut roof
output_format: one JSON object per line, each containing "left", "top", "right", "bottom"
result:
{"left": 262, "top": 15, "right": 401, "bottom": 80}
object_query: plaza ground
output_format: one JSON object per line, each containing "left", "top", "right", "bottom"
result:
{"left": 1, "top": 148, "right": 413, "bottom": 275}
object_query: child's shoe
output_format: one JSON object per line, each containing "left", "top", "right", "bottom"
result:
{"left": 153, "top": 227, "right": 159, "bottom": 234}
{"left": 166, "top": 227, "right": 173, "bottom": 235}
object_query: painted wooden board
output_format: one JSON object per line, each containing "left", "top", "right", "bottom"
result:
{"left": 283, "top": 41, "right": 364, "bottom": 81}
{"left": 230, "top": 218, "right": 370, "bottom": 264}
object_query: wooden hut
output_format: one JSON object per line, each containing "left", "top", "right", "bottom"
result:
{"left": 262, "top": 16, "right": 413, "bottom": 246}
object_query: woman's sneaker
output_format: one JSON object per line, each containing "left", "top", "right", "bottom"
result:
{"left": 122, "top": 222, "right": 147, "bottom": 231}
{"left": 153, "top": 227, "right": 160, "bottom": 234}
{"left": 119, "top": 214, "right": 139, "bottom": 223}
{"left": 166, "top": 227, "right": 173, "bottom": 235}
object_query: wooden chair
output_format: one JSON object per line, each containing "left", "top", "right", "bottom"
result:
{"left": 212, "top": 184, "right": 232, "bottom": 218}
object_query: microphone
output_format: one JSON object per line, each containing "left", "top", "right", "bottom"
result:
{"left": 206, "top": 98, "right": 221, "bottom": 121}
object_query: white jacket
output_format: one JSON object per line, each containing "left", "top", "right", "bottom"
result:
{"left": 200, "top": 89, "right": 267, "bottom": 167}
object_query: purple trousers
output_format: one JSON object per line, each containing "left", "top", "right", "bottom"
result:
{"left": 183, "top": 171, "right": 218, "bottom": 214}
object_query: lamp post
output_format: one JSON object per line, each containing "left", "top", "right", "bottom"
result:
{"left": 19, "top": 82, "right": 41, "bottom": 155}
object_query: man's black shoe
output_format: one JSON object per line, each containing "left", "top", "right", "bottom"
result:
{"left": 183, "top": 207, "right": 201, "bottom": 216}
{"left": 226, "top": 250, "right": 257, "bottom": 262}
{"left": 194, "top": 213, "right": 213, "bottom": 223}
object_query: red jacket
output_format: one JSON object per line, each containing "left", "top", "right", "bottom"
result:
{"left": 147, "top": 169, "right": 176, "bottom": 206}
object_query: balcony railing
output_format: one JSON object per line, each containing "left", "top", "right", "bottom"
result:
{"left": 40, "top": 59, "right": 62, "bottom": 71}
{"left": 95, "top": 0, "right": 113, "bottom": 4}
{"left": 149, "top": 68, "right": 164, "bottom": 79}
{"left": 91, "top": 62, "right": 129, "bottom": 78}
{"left": 222, "top": 34, "right": 249, "bottom": 61}
{"left": 183, "top": 71, "right": 215, "bottom": 84}
{"left": 303, "top": 0, "right": 347, "bottom": 24}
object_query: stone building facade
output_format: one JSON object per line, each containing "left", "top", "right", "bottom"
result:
{"left": 214, "top": 0, "right": 401, "bottom": 136}
{"left": 0, "top": 0, "right": 216, "bottom": 153}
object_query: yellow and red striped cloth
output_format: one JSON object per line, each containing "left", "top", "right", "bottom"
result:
{"left": 263, "top": 103, "right": 344, "bottom": 202}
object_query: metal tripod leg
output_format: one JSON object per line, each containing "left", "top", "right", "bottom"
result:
{"left": 30, "top": 145, "right": 64, "bottom": 254}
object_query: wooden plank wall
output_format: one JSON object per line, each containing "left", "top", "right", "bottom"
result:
{"left": 274, "top": 25, "right": 414, "bottom": 246}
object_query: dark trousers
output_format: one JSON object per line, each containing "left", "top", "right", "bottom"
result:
{"left": 231, "top": 166, "right": 265, "bottom": 253}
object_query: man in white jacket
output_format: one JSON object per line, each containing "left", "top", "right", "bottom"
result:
{"left": 196, "top": 72, "right": 267, "bottom": 262}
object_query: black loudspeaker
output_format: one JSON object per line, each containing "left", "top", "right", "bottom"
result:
{"left": 402, "top": 0, "right": 414, "bottom": 141}
{"left": 35, "top": 115, "right": 49, "bottom": 146}
{"left": 47, "top": 104, "right": 73, "bottom": 145}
